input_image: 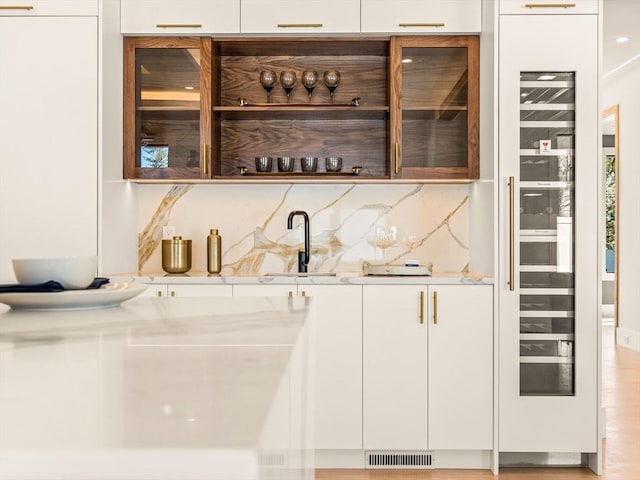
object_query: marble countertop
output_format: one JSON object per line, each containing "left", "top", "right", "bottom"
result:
{"left": 0, "top": 296, "right": 314, "bottom": 480}
{"left": 110, "top": 271, "right": 493, "bottom": 286}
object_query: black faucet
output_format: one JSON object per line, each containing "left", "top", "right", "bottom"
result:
{"left": 287, "top": 210, "right": 310, "bottom": 273}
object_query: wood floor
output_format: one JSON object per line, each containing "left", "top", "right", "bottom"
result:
{"left": 317, "top": 325, "right": 640, "bottom": 480}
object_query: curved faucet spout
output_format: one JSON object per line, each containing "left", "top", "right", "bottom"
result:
{"left": 287, "top": 210, "right": 310, "bottom": 273}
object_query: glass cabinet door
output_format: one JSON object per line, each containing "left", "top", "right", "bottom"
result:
{"left": 124, "top": 37, "right": 211, "bottom": 179}
{"left": 518, "top": 72, "right": 575, "bottom": 396}
{"left": 391, "top": 36, "right": 479, "bottom": 180}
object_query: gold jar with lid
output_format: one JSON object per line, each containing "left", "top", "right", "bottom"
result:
{"left": 161, "top": 236, "right": 192, "bottom": 273}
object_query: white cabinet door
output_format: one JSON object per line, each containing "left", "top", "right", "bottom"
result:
{"left": 241, "top": 0, "right": 360, "bottom": 33}
{"left": 500, "top": 0, "right": 598, "bottom": 15}
{"left": 499, "top": 14, "right": 599, "bottom": 452}
{"left": 427, "top": 285, "right": 493, "bottom": 450}
{"left": 363, "top": 284, "right": 427, "bottom": 450}
{"left": 167, "top": 284, "right": 233, "bottom": 297}
{"left": 363, "top": 284, "right": 493, "bottom": 451}
{"left": 0, "top": 16, "right": 97, "bottom": 283}
{"left": 0, "top": 1, "right": 97, "bottom": 16}
{"left": 121, "top": 0, "right": 240, "bottom": 34}
{"left": 138, "top": 285, "right": 168, "bottom": 297}
{"left": 361, "top": 0, "right": 481, "bottom": 33}
{"left": 303, "top": 285, "right": 362, "bottom": 450}
{"left": 233, "top": 284, "right": 296, "bottom": 297}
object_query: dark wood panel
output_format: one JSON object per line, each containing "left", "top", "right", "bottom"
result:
{"left": 218, "top": 119, "right": 388, "bottom": 177}
{"left": 218, "top": 55, "right": 388, "bottom": 106}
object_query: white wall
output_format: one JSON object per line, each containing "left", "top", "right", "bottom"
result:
{"left": 602, "top": 59, "right": 640, "bottom": 350}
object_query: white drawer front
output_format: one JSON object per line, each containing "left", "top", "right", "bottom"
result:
{"left": 361, "top": 0, "right": 481, "bottom": 33}
{"left": 0, "top": 0, "right": 97, "bottom": 16}
{"left": 500, "top": 0, "right": 598, "bottom": 15}
{"left": 121, "top": 0, "right": 240, "bottom": 34}
{"left": 241, "top": 0, "right": 360, "bottom": 33}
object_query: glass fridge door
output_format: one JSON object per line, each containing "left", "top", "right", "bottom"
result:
{"left": 518, "top": 72, "right": 575, "bottom": 396}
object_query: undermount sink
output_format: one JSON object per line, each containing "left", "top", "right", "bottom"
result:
{"left": 263, "top": 272, "right": 337, "bottom": 277}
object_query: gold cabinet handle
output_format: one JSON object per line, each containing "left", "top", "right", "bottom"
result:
{"left": 202, "top": 144, "right": 208, "bottom": 176}
{"left": 0, "top": 5, "right": 33, "bottom": 9}
{"left": 301, "top": 291, "right": 306, "bottom": 297}
{"left": 419, "top": 291, "right": 425, "bottom": 324}
{"left": 288, "top": 291, "right": 293, "bottom": 297}
{"left": 394, "top": 143, "right": 400, "bottom": 174}
{"left": 277, "top": 23, "right": 323, "bottom": 28}
{"left": 524, "top": 3, "right": 576, "bottom": 8}
{"left": 156, "top": 290, "right": 163, "bottom": 297}
{"left": 508, "top": 176, "right": 515, "bottom": 291}
{"left": 399, "top": 23, "right": 445, "bottom": 27}
{"left": 156, "top": 24, "right": 202, "bottom": 28}
{"left": 433, "top": 291, "right": 438, "bottom": 325}
{"left": 170, "top": 290, "right": 176, "bottom": 297}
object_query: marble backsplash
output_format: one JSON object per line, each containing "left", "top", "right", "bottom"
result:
{"left": 137, "top": 183, "right": 470, "bottom": 275}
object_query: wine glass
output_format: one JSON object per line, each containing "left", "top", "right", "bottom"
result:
{"left": 280, "top": 71, "right": 297, "bottom": 102}
{"left": 367, "top": 226, "right": 397, "bottom": 264}
{"left": 259, "top": 70, "right": 277, "bottom": 103}
{"left": 302, "top": 70, "right": 318, "bottom": 101}
{"left": 323, "top": 70, "right": 341, "bottom": 103}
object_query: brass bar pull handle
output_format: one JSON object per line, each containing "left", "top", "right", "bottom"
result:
{"left": 156, "top": 24, "right": 203, "bottom": 28}
{"left": 525, "top": 3, "right": 576, "bottom": 8}
{"left": 202, "top": 144, "right": 208, "bottom": 176}
{"left": 508, "top": 176, "right": 515, "bottom": 291}
{"left": 157, "top": 290, "right": 163, "bottom": 297}
{"left": 0, "top": 5, "right": 34, "bottom": 10}
{"left": 419, "top": 291, "right": 425, "bottom": 324}
{"left": 399, "top": 23, "right": 445, "bottom": 27}
{"left": 170, "top": 290, "right": 176, "bottom": 297}
{"left": 394, "top": 143, "right": 400, "bottom": 174}
{"left": 288, "top": 291, "right": 293, "bottom": 297}
{"left": 301, "top": 291, "right": 306, "bottom": 297}
{"left": 433, "top": 291, "right": 438, "bottom": 325}
{"left": 277, "top": 23, "right": 323, "bottom": 28}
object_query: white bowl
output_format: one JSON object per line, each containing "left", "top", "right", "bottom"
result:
{"left": 12, "top": 255, "right": 98, "bottom": 290}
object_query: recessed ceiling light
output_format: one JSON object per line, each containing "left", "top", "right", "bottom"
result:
{"left": 524, "top": 100, "right": 533, "bottom": 104}
{"left": 616, "top": 36, "right": 630, "bottom": 43}
{"left": 402, "top": 58, "right": 413, "bottom": 64}
{"left": 537, "top": 75, "right": 556, "bottom": 81}
{"left": 521, "top": 92, "right": 529, "bottom": 97}
{"left": 184, "top": 86, "right": 195, "bottom": 90}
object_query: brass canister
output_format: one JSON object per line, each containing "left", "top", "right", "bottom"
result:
{"left": 162, "top": 236, "right": 192, "bottom": 273}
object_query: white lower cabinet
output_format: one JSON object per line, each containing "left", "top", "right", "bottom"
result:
{"left": 139, "top": 284, "right": 233, "bottom": 297}
{"left": 363, "top": 284, "right": 493, "bottom": 451}
{"left": 234, "top": 283, "right": 363, "bottom": 451}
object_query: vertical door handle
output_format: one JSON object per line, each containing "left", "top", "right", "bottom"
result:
{"left": 508, "top": 176, "right": 515, "bottom": 291}
{"left": 419, "top": 291, "right": 425, "bottom": 324}
{"left": 301, "top": 291, "right": 306, "bottom": 297}
{"left": 394, "top": 143, "right": 400, "bottom": 174}
{"left": 170, "top": 290, "right": 176, "bottom": 297}
{"left": 202, "top": 144, "right": 208, "bottom": 176}
{"left": 433, "top": 291, "right": 438, "bottom": 325}
{"left": 288, "top": 291, "right": 293, "bottom": 297}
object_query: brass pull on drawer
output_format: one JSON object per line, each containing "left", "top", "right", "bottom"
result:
{"left": 0, "top": 5, "right": 34, "bottom": 9}
{"left": 156, "top": 24, "right": 202, "bottom": 28}
{"left": 277, "top": 23, "right": 323, "bottom": 28}
{"left": 398, "top": 23, "right": 445, "bottom": 27}
{"left": 524, "top": 3, "right": 576, "bottom": 8}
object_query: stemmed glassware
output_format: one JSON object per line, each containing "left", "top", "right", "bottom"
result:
{"left": 259, "top": 70, "right": 277, "bottom": 103}
{"left": 323, "top": 70, "right": 341, "bottom": 103}
{"left": 368, "top": 226, "right": 397, "bottom": 264}
{"left": 301, "top": 70, "right": 319, "bottom": 101}
{"left": 280, "top": 70, "right": 297, "bottom": 102}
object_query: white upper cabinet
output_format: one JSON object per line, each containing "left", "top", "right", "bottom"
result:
{"left": 241, "top": 0, "right": 360, "bottom": 33}
{"left": 0, "top": 0, "right": 97, "bottom": 16}
{"left": 361, "top": 0, "right": 481, "bottom": 33}
{"left": 499, "top": 0, "right": 598, "bottom": 15}
{"left": 121, "top": 0, "right": 240, "bottom": 34}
